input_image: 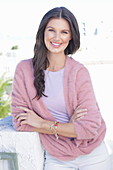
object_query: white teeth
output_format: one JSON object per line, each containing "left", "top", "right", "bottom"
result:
{"left": 52, "top": 42, "right": 60, "bottom": 45}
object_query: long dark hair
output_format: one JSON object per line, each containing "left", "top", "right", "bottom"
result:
{"left": 32, "top": 7, "right": 80, "bottom": 99}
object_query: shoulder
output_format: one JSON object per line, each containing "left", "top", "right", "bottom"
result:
{"left": 16, "top": 58, "right": 32, "bottom": 68}
{"left": 66, "top": 56, "right": 88, "bottom": 74}
{"left": 66, "top": 56, "right": 91, "bottom": 85}
{"left": 15, "top": 58, "right": 33, "bottom": 73}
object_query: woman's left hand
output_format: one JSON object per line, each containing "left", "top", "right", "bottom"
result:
{"left": 70, "top": 105, "right": 87, "bottom": 123}
{"left": 15, "top": 106, "right": 44, "bottom": 128}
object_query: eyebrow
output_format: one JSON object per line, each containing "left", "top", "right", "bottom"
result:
{"left": 46, "top": 26, "right": 70, "bottom": 32}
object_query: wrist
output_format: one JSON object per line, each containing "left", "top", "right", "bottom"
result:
{"left": 33, "top": 120, "right": 53, "bottom": 134}
{"left": 35, "top": 119, "right": 46, "bottom": 129}
{"left": 41, "top": 119, "right": 47, "bottom": 129}
{"left": 41, "top": 120, "right": 53, "bottom": 133}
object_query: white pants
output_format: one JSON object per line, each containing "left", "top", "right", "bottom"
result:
{"left": 44, "top": 142, "right": 111, "bottom": 170}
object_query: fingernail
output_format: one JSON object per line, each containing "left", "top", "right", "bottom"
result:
{"left": 77, "top": 116, "right": 84, "bottom": 121}
{"left": 80, "top": 116, "right": 84, "bottom": 120}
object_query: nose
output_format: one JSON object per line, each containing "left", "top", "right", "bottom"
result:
{"left": 54, "top": 32, "right": 61, "bottom": 40}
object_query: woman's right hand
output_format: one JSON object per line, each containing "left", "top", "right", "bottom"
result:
{"left": 15, "top": 106, "right": 44, "bottom": 128}
{"left": 69, "top": 105, "right": 87, "bottom": 123}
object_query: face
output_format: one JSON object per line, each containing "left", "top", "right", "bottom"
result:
{"left": 44, "top": 18, "right": 71, "bottom": 55}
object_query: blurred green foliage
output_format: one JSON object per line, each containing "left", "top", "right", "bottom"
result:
{"left": 11, "top": 45, "right": 18, "bottom": 50}
{"left": 0, "top": 73, "right": 12, "bottom": 119}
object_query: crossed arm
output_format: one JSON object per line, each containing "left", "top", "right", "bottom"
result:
{"left": 15, "top": 106, "right": 87, "bottom": 138}
{"left": 11, "top": 61, "right": 102, "bottom": 140}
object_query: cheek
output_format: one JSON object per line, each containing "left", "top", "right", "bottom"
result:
{"left": 44, "top": 32, "right": 53, "bottom": 41}
{"left": 44, "top": 32, "right": 54, "bottom": 49}
{"left": 44, "top": 32, "right": 49, "bottom": 43}
{"left": 63, "top": 36, "right": 71, "bottom": 44}
{"left": 44, "top": 32, "right": 50, "bottom": 48}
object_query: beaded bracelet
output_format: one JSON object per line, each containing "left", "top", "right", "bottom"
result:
{"left": 50, "top": 121, "right": 59, "bottom": 140}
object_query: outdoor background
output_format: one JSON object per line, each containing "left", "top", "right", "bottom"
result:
{"left": 0, "top": 0, "right": 113, "bottom": 142}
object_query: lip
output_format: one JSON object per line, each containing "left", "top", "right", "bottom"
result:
{"left": 50, "top": 42, "right": 62, "bottom": 48}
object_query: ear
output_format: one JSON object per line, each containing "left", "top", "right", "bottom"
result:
{"left": 69, "top": 35, "right": 72, "bottom": 41}
{"left": 69, "top": 37, "right": 72, "bottom": 42}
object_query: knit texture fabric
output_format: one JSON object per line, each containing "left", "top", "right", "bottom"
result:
{"left": 11, "top": 56, "right": 106, "bottom": 161}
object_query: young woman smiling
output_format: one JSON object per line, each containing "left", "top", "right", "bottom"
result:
{"left": 11, "top": 7, "right": 111, "bottom": 170}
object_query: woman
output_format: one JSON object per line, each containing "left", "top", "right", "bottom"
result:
{"left": 11, "top": 7, "right": 111, "bottom": 170}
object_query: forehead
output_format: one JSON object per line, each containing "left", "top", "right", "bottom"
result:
{"left": 46, "top": 18, "right": 70, "bottom": 29}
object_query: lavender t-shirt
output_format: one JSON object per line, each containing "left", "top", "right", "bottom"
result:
{"left": 42, "top": 68, "right": 70, "bottom": 123}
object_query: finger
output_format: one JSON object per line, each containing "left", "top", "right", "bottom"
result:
{"left": 16, "top": 106, "right": 31, "bottom": 112}
{"left": 75, "top": 105, "right": 81, "bottom": 110}
{"left": 73, "top": 112, "right": 87, "bottom": 120}
{"left": 76, "top": 116, "right": 84, "bottom": 121}
{"left": 15, "top": 113, "right": 28, "bottom": 119}
{"left": 72, "top": 109, "right": 87, "bottom": 117}
{"left": 17, "top": 116, "right": 27, "bottom": 122}
{"left": 76, "top": 109, "right": 87, "bottom": 114}
{"left": 20, "top": 120, "right": 27, "bottom": 125}
{"left": 75, "top": 112, "right": 87, "bottom": 118}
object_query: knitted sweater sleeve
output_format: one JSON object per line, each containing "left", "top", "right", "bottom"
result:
{"left": 74, "top": 66, "right": 103, "bottom": 140}
{"left": 11, "top": 61, "right": 34, "bottom": 132}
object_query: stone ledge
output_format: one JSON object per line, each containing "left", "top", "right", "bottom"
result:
{"left": 0, "top": 116, "right": 44, "bottom": 170}
{"left": 0, "top": 116, "right": 113, "bottom": 169}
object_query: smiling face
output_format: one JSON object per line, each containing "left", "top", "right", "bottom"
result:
{"left": 44, "top": 18, "right": 72, "bottom": 56}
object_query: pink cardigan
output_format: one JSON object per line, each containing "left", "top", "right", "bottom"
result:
{"left": 11, "top": 56, "right": 106, "bottom": 161}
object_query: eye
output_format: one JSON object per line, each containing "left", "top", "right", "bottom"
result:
{"left": 62, "top": 31, "right": 68, "bottom": 34}
{"left": 48, "top": 29, "right": 54, "bottom": 32}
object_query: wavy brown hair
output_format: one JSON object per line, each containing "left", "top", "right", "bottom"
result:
{"left": 32, "top": 7, "right": 80, "bottom": 99}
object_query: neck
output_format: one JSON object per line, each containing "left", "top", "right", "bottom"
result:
{"left": 47, "top": 53, "right": 66, "bottom": 72}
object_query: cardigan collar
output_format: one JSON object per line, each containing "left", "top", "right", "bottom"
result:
{"left": 31, "top": 56, "right": 74, "bottom": 120}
